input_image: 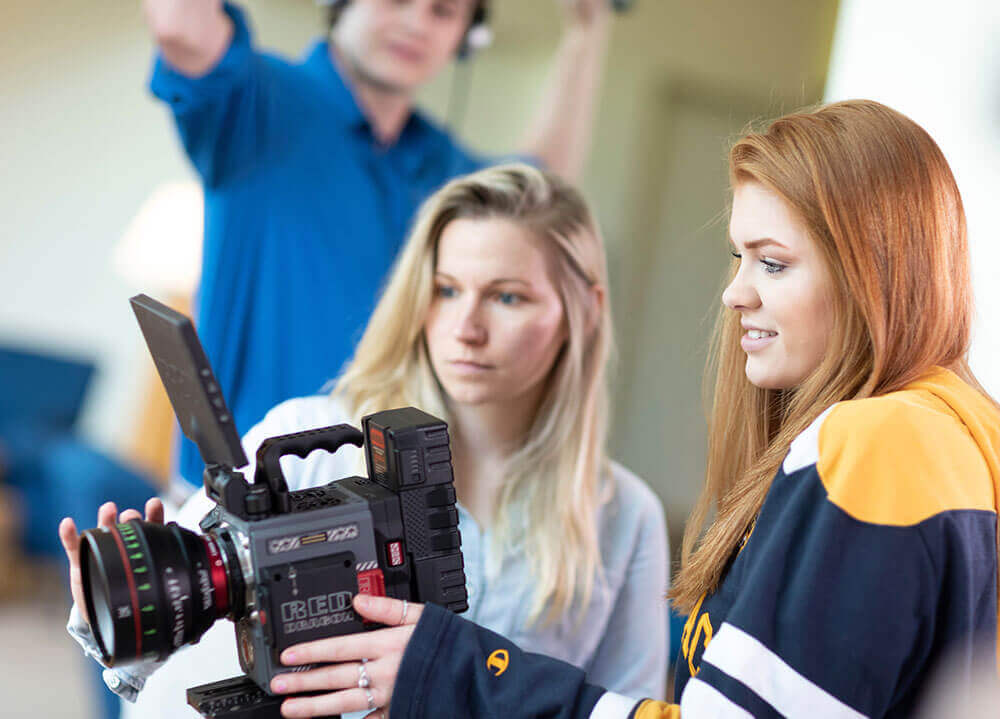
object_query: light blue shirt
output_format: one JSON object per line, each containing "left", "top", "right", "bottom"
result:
{"left": 97, "top": 395, "right": 669, "bottom": 718}
{"left": 455, "top": 473, "right": 670, "bottom": 699}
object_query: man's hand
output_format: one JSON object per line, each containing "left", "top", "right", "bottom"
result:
{"left": 58, "top": 498, "right": 165, "bottom": 625}
{"left": 559, "top": 0, "right": 613, "bottom": 34}
{"left": 142, "top": 0, "right": 233, "bottom": 77}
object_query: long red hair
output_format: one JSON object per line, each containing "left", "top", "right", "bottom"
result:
{"left": 671, "top": 99, "right": 993, "bottom": 611}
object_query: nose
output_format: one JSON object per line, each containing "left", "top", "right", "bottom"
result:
{"left": 454, "top": 299, "right": 487, "bottom": 345}
{"left": 721, "top": 266, "right": 761, "bottom": 312}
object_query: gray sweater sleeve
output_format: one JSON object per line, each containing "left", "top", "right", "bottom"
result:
{"left": 66, "top": 603, "right": 165, "bottom": 702}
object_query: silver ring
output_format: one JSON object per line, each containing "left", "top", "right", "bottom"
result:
{"left": 399, "top": 599, "right": 409, "bottom": 625}
{"left": 357, "top": 660, "right": 371, "bottom": 690}
{"left": 364, "top": 687, "right": 375, "bottom": 710}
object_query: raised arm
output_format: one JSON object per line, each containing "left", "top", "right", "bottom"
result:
{"left": 519, "top": 0, "right": 612, "bottom": 181}
{"left": 143, "top": 0, "right": 234, "bottom": 77}
{"left": 145, "top": 3, "right": 271, "bottom": 187}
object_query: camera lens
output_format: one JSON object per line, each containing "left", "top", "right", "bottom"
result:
{"left": 79, "top": 520, "right": 239, "bottom": 666}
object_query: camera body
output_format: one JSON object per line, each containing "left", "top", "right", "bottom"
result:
{"left": 199, "top": 410, "right": 467, "bottom": 690}
{"left": 78, "top": 295, "right": 467, "bottom": 718}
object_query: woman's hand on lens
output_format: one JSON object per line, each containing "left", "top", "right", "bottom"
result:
{"left": 271, "top": 594, "right": 423, "bottom": 719}
{"left": 58, "top": 498, "right": 165, "bottom": 625}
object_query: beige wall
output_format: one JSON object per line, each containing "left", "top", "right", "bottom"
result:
{"left": 438, "top": 0, "right": 839, "bottom": 545}
{"left": 0, "top": 0, "right": 838, "bottom": 549}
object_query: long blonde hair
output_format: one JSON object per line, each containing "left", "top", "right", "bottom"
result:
{"left": 672, "top": 99, "right": 994, "bottom": 612}
{"left": 335, "top": 164, "right": 615, "bottom": 623}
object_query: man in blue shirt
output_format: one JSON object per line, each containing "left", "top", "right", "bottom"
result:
{"left": 144, "top": 0, "right": 613, "bottom": 489}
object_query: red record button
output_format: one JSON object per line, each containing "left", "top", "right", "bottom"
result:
{"left": 357, "top": 569, "right": 386, "bottom": 597}
{"left": 387, "top": 540, "right": 404, "bottom": 567}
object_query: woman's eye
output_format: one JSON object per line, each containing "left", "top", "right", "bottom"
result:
{"left": 730, "top": 250, "right": 742, "bottom": 261}
{"left": 761, "top": 258, "right": 787, "bottom": 275}
{"left": 435, "top": 285, "right": 457, "bottom": 299}
{"left": 497, "top": 292, "right": 522, "bottom": 306}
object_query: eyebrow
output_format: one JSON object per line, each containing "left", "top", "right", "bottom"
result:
{"left": 728, "top": 236, "right": 789, "bottom": 251}
{"left": 434, "top": 272, "right": 532, "bottom": 288}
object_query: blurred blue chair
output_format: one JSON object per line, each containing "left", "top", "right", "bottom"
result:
{"left": 0, "top": 344, "right": 158, "bottom": 719}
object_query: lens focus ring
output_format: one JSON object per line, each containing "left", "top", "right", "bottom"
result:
{"left": 80, "top": 519, "right": 230, "bottom": 666}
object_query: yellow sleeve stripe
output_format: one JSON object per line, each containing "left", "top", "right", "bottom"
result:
{"left": 633, "top": 699, "right": 681, "bottom": 719}
{"left": 816, "top": 389, "right": 995, "bottom": 526}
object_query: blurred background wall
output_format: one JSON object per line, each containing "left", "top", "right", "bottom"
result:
{"left": 823, "top": 0, "right": 1000, "bottom": 396}
{"left": 0, "top": 0, "right": 839, "bottom": 540}
{"left": 2, "top": 0, "right": 998, "bottom": 716}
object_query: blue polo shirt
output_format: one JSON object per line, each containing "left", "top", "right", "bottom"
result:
{"left": 149, "top": 4, "right": 486, "bottom": 486}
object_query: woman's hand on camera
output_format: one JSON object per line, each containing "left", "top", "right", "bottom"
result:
{"left": 272, "top": 594, "right": 423, "bottom": 719}
{"left": 58, "top": 498, "right": 165, "bottom": 624}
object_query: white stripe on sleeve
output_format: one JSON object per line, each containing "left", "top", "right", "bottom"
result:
{"left": 588, "top": 691, "right": 641, "bottom": 719}
{"left": 702, "top": 623, "right": 868, "bottom": 718}
{"left": 679, "top": 678, "right": 754, "bottom": 718}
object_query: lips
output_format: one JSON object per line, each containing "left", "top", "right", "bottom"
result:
{"left": 740, "top": 329, "right": 778, "bottom": 352}
{"left": 449, "top": 360, "right": 494, "bottom": 372}
{"left": 385, "top": 41, "right": 426, "bottom": 64}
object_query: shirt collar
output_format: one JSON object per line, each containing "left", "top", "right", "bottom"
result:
{"left": 300, "top": 39, "right": 439, "bottom": 172}
{"left": 301, "top": 39, "right": 369, "bottom": 132}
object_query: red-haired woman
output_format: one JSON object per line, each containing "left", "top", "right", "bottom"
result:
{"left": 231, "top": 100, "right": 1000, "bottom": 719}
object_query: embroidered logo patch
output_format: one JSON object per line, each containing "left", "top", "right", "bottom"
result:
{"left": 486, "top": 649, "right": 509, "bottom": 677}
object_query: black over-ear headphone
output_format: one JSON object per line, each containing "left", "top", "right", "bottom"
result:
{"left": 321, "top": 0, "right": 493, "bottom": 60}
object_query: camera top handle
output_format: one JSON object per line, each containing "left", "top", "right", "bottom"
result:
{"left": 253, "top": 425, "right": 364, "bottom": 513}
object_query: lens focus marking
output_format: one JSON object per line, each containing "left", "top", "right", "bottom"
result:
{"left": 109, "top": 524, "right": 143, "bottom": 656}
{"left": 113, "top": 522, "right": 164, "bottom": 659}
{"left": 81, "top": 519, "right": 235, "bottom": 666}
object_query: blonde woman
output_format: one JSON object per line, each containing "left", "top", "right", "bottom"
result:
{"left": 60, "top": 164, "right": 669, "bottom": 717}
{"left": 264, "top": 101, "right": 1000, "bottom": 719}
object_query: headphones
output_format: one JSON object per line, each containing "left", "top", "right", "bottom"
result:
{"left": 320, "top": 0, "right": 493, "bottom": 60}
